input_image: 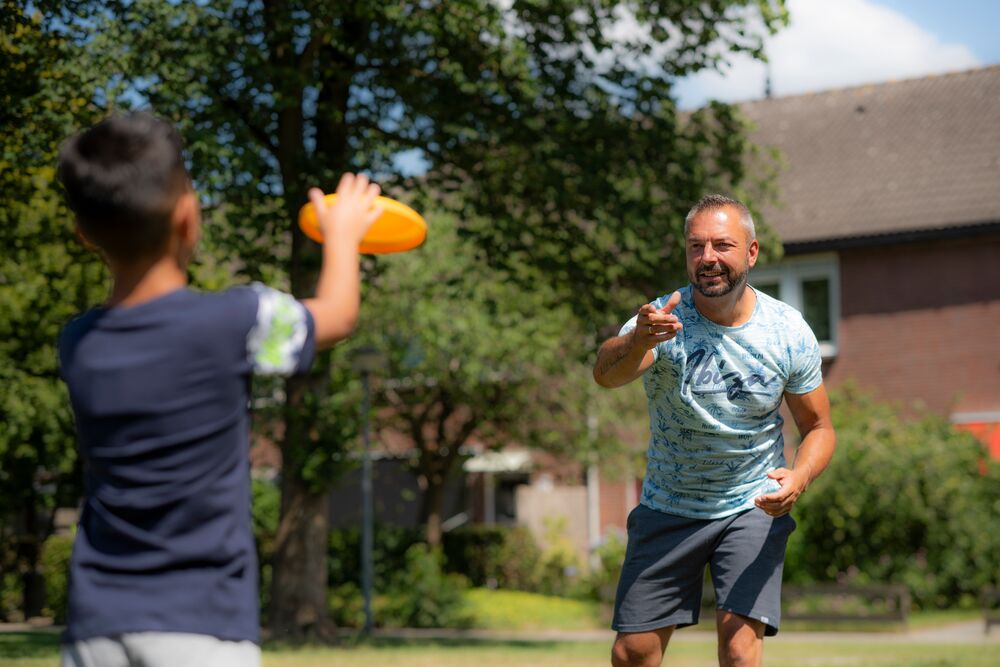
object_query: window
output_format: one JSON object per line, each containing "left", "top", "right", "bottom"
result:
{"left": 751, "top": 253, "right": 839, "bottom": 358}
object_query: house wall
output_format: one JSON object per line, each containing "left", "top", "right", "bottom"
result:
{"left": 515, "top": 484, "right": 589, "bottom": 558}
{"left": 823, "top": 234, "right": 1000, "bottom": 418}
{"left": 597, "top": 476, "right": 640, "bottom": 541}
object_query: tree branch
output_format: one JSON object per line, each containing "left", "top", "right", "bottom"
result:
{"left": 352, "top": 117, "right": 446, "bottom": 164}
{"left": 221, "top": 96, "right": 279, "bottom": 157}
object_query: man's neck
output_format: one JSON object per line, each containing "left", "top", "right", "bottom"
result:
{"left": 108, "top": 255, "right": 188, "bottom": 307}
{"left": 692, "top": 283, "right": 757, "bottom": 327}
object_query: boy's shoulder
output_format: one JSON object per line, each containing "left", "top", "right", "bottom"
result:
{"left": 58, "top": 287, "right": 262, "bottom": 350}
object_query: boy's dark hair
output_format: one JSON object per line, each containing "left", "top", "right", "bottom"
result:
{"left": 57, "top": 112, "right": 191, "bottom": 260}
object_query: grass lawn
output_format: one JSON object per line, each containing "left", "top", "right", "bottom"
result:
{"left": 2, "top": 632, "right": 997, "bottom": 667}
{"left": 462, "top": 588, "right": 985, "bottom": 634}
{"left": 464, "top": 588, "right": 606, "bottom": 630}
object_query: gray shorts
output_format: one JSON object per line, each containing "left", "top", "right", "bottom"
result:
{"left": 612, "top": 503, "right": 796, "bottom": 636}
{"left": 61, "top": 632, "right": 260, "bottom": 667}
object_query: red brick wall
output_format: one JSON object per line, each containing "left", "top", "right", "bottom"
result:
{"left": 597, "top": 477, "right": 630, "bottom": 538}
{"left": 824, "top": 234, "right": 1000, "bottom": 416}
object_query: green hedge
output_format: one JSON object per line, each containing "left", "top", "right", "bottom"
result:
{"left": 442, "top": 524, "right": 541, "bottom": 590}
{"left": 39, "top": 533, "right": 73, "bottom": 623}
{"left": 786, "top": 384, "right": 1000, "bottom": 609}
{"left": 328, "top": 523, "right": 544, "bottom": 592}
{"left": 328, "top": 545, "right": 473, "bottom": 629}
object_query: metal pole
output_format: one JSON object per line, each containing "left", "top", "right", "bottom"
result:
{"left": 360, "top": 370, "right": 374, "bottom": 636}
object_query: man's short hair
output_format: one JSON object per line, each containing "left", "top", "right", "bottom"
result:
{"left": 684, "top": 194, "right": 756, "bottom": 241}
{"left": 57, "top": 112, "right": 190, "bottom": 260}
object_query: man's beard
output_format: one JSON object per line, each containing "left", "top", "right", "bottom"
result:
{"left": 690, "top": 262, "right": 749, "bottom": 297}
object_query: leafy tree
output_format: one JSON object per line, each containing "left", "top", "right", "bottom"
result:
{"left": 0, "top": 1, "right": 108, "bottom": 619}
{"left": 25, "top": 0, "right": 786, "bottom": 637}
{"left": 355, "top": 214, "right": 588, "bottom": 545}
{"left": 786, "top": 383, "right": 1000, "bottom": 608}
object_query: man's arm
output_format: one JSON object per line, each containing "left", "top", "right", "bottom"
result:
{"left": 755, "top": 384, "right": 836, "bottom": 516}
{"left": 593, "top": 334, "right": 655, "bottom": 388}
{"left": 302, "top": 173, "right": 381, "bottom": 349}
{"left": 593, "top": 291, "right": 683, "bottom": 388}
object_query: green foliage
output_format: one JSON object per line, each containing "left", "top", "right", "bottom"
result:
{"left": 251, "top": 478, "right": 281, "bottom": 620}
{"left": 787, "top": 384, "right": 1000, "bottom": 609}
{"left": 361, "top": 213, "right": 588, "bottom": 449}
{"left": 75, "top": 0, "right": 790, "bottom": 350}
{"left": 442, "top": 524, "right": 542, "bottom": 590}
{"left": 327, "top": 525, "right": 423, "bottom": 590}
{"left": 327, "top": 581, "right": 366, "bottom": 629}
{"left": 536, "top": 517, "right": 583, "bottom": 597}
{"left": 0, "top": 4, "right": 108, "bottom": 618}
{"left": 580, "top": 532, "right": 628, "bottom": 603}
{"left": 356, "top": 214, "right": 623, "bottom": 543}
{"left": 329, "top": 544, "right": 473, "bottom": 629}
{"left": 380, "top": 545, "right": 473, "bottom": 629}
{"left": 39, "top": 532, "right": 73, "bottom": 623}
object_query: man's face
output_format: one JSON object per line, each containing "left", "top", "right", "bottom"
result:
{"left": 685, "top": 206, "right": 758, "bottom": 298}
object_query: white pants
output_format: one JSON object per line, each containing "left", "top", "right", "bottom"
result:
{"left": 60, "top": 632, "right": 261, "bottom": 667}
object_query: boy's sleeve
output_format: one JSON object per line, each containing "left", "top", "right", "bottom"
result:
{"left": 246, "top": 284, "right": 317, "bottom": 376}
{"left": 785, "top": 316, "right": 823, "bottom": 394}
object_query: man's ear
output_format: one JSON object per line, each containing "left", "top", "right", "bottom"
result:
{"left": 747, "top": 238, "right": 759, "bottom": 268}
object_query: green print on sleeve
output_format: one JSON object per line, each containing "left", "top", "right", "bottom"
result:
{"left": 247, "top": 285, "right": 309, "bottom": 375}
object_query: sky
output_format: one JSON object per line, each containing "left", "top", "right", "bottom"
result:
{"left": 673, "top": 0, "right": 1000, "bottom": 109}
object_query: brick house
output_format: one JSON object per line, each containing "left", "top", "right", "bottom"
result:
{"left": 743, "top": 65, "right": 1000, "bottom": 456}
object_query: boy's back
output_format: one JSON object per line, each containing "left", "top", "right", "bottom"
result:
{"left": 59, "top": 286, "right": 314, "bottom": 643}
{"left": 56, "top": 112, "right": 382, "bottom": 665}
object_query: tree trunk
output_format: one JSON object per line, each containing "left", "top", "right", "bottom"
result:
{"left": 419, "top": 471, "right": 446, "bottom": 548}
{"left": 268, "top": 378, "right": 332, "bottom": 641}
{"left": 414, "top": 406, "right": 477, "bottom": 548}
{"left": 19, "top": 501, "right": 44, "bottom": 619}
{"left": 268, "top": 477, "right": 330, "bottom": 640}
{"left": 261, "top": 5, "right": 358, "bottom": 640}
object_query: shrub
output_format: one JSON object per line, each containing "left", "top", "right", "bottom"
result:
{"left": 327, "top": 524, "right": 422, "bottom": 589}
{"left": 786, "top": 384, "right": 1000, "bottom": 609}
{"left": 40, "top": 533, "right": 73, "bottom": 623}
{"left": 442, "top": 524, "right": 541, "bottom": 590}
{"left": 251, "top": 478, "right": 280, "bottom": 621}
{"left": 379, "top": 545, "right": 473, "bottom": 628}
{"left": 580, "top": 532, "right": 627, "bottom": 603}
{"left": 536, "top": 517, "right": 582, "bottom": 597}
{"left": 327, "top": 581, "right": 365, "bottom": 629}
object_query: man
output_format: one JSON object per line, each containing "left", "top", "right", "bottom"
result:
{"left": 593, "top": 194, "right": 835, "bottom": 667}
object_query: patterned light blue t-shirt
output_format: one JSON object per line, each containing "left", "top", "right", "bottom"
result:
{"left": 619, "top": 285, "right": 823, "bottom": 520}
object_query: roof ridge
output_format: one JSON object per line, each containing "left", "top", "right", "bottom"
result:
{"left": 738, "top": 63, "right": 1000, "bottom": 109}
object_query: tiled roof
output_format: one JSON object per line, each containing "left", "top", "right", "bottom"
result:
{"left": 742, "top": 66, "right": 1000, "bottom": 245}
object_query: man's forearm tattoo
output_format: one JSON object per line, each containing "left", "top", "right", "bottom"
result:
{"left": 597, "top": 341, "right": 633, "bottom": 376}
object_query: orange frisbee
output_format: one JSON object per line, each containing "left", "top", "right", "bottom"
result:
{"left": 298, "top": 194, "right": 427, "bottom": 254}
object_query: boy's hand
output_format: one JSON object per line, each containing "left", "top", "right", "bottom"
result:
{"left": 308, "top": 173, "right": 382, "bottom": 246}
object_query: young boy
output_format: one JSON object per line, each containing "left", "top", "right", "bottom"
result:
{"left": 55, "top": 112, "right": 380, "bottom": 666}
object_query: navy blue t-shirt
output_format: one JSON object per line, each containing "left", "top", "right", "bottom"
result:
{"left": 58, "top": 285, "right": 316, "bottom": 643}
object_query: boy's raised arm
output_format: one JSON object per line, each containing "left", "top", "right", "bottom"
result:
{"left": 302, "top": 173, "right": 382, "bottom": 349}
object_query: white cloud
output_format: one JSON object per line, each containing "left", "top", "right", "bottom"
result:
{"left": 673, "top": 0, "right": 980, "bottom": 108}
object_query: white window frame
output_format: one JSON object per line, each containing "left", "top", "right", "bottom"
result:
{"left": 750, "top": 252, "right": 840, "bottom": 359}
